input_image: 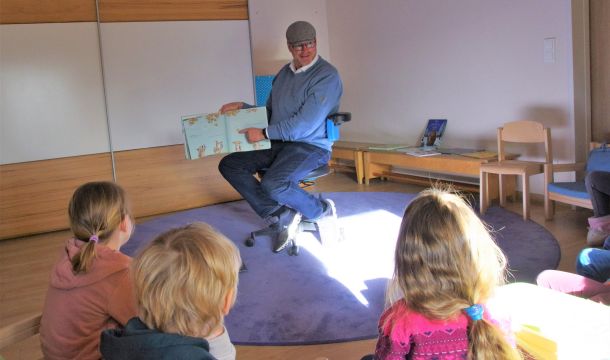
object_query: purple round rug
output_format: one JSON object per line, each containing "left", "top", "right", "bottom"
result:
{"left": 121, "top": 192, "right": 560, "bottom": 345}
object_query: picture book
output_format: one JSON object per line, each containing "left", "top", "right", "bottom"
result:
{"left": 419, "top": 119, "right": 448, "bottom": 147}
{"left": 182, "top": 107, "right": 270, "bottom": 160}
{"left": 401, "top": 146, "right": 442, "bottom": 157}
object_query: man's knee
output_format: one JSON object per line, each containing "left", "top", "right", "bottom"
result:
{"left": 218, "top": 157, "right": 231, "bottom": 179}
{"left": 218, "top": 153, "right": 240, "bottom": 175}
{"left": 260, "top": 176, "right": 291, "bottom": 200}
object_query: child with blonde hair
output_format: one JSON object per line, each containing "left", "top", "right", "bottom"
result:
{"left": 40, "top": 181, "right": 137, "bottom": 360}
{"left": 372, "top": 188, "right": 520, "bottom": 360}
{"left": 100, "top": 222, "right": 242, "bottom": 360}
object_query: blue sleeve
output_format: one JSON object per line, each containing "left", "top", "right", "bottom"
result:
{"left": 266, "top": 70, "right": 342, "bottom": 141}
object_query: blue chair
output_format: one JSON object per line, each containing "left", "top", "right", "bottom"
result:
{"left": 545, "top": 142, "right": 610, "bottom": 219}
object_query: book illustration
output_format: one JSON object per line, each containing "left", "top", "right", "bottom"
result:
{"left": 197, "top": 145, "right": 206, "bottom": 158}
{"left": 420, "top": 119, "right": 447, "bottom": 147}
{"left": 214, "top": 140, "right": 224, "bottom": 154}
{"left": 401, "top": 146, "right": 442, "bottom": 157}
{"left": 182, "top": 106, "right": 270, "bottom": 160}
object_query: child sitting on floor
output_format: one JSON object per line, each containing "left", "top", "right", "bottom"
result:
{"left": 537, "top": 236, "right": 610, "bottom": 305}
{"left": 537, "top": 170, "right": 610, "bottom": 304}
{"left": 100, "top": 222, "right": 242, "bottom": 360}
{"left": 370, "top": 188, "right": 520, "bottom": 360}
{"left": 40, "top": 181, "right": 137, "bottom": 360}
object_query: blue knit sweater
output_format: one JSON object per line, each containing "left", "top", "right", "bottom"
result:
{"left": 264, "top": 57, "right": 343, "bottom": 151}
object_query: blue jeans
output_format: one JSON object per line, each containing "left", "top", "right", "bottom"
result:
{"left": 576, "top": 237, "right": 610, "bottom": 282}
{"left": 218, "top": 141, "right": 330, "bottom": 220}
{"left": 585, "top": 171, "right": 610, "bottom": 217}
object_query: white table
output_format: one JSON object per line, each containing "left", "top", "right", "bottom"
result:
{"left": 493, "top": 283, "right": 610, "bottom": 360}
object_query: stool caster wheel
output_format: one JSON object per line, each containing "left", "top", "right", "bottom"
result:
{"left": 245, "top": 235, "right": 255, "bottom": 247}
{"left": 288, "top": 244, "right": 299, "bottom": 256}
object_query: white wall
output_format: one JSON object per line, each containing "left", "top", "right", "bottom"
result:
{"left": 326, "top": 0, "right": 577, "bottom": 193}
{"left": 0, "top": 23, "right": 109, "bottom": 164}
{"left": 101, "top": 21, "right": 254, "bottom": 151}
{"left": 248, "top": 0, "right": 331, "bottom": 75}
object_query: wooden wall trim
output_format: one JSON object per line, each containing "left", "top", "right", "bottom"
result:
{"left": 0, "top": 0, "right": 249, "bottom": 24}
{"left": 0, "top": 146, "right": 242, "bottom": 240}
{"left": 0, "top": 154, "right": 114, "bottom": 240}
{"left": 0, "top": 0, "right": 97, "bottom": 24}
{"left": 590, "top": 0, "right": 610, "bottom": 141}
{"left": 113, "top": 145, "right": 241, "bottom": 219}
{"left": 98, "top": 0, "right": 249, "bottom": 22}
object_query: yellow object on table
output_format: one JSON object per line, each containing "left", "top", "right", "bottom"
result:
{"left": 461, "top": 150, "right": 499, "bottom": 159}
{"left": 493, "top": 283, "right": 610, "bottom": 360}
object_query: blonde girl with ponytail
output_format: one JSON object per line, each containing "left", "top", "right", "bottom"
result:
{"left": 40, "top": 181, "right": 138, "bottom": 360}
{"left": 372, "top": 188, "right": 521, "bottom": 360}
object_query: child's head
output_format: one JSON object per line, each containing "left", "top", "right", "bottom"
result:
{"left": 390, "top": 188, "right": 519, "bottom": 359}
{"left": 69, "top": 181, "right": 133, "bottom": 273}
{"left": 132, "top": 222, "right": 241, "bottom": 338}
{"left": 390, "top": 188, "right": 506, "bottom": 311}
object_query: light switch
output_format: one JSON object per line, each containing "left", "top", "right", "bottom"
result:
{"left": 544, "top": 37, "right": 556, "bottom": 64}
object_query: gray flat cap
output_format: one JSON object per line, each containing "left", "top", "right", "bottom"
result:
{"left": 286, "top": 21, "right": 316, "bottom": 45}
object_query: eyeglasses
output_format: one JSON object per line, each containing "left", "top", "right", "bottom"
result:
{"left": 290, "top": 40, "right": 316, "bottom": 52}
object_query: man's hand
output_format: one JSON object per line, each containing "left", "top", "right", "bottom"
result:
{"left": 219, "top": 102, "right": 244, "bottom": 114}
{"left": 239, "top": 128, "right": 266, "bottom": 143}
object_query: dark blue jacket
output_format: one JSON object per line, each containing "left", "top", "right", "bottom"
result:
{"left": 100, "top": 317, "right": 217, "bottom": 360}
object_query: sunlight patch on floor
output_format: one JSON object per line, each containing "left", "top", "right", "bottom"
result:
{"left": 298, "top": 209, "right": 402, "bottom": 306}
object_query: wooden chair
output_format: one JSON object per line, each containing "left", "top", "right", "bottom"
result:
{"left": 544, "top": 142, "right": 610, "bottom": 219}
{"left": 0, "top": 313, "right": 42, "bottom": 353}
{"left": 479, "top": 120, "right": 552, "bottom": 220}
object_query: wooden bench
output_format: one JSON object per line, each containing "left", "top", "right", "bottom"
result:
{"left": 363, "top": 148, "right": 516, "bottom": 197}
{"left": 330, "top": 141, "right": 373, "bottom": 185}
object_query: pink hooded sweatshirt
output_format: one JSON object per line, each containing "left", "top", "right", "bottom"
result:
{"left": 40, "top": 238, "right": 137, "bottom": 360}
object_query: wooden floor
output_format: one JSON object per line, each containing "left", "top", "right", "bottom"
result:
{"left": 0, "top": 171, "right": 592, "bottom": 360}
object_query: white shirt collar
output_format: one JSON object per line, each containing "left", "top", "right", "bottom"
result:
{"left": 290, "top": 55, "right": 320, "bottom": 74}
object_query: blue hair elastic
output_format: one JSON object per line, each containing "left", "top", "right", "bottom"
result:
{"left": 464, "top": 304, "right": 484, "bottom": 321}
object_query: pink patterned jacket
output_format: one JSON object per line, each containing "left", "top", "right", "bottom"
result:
{"left": 374, "top": 300, "right": 510, "bottom": 360}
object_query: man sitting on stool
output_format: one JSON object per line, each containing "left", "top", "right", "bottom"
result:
{"left": 218, "top": 20, "right": 343, "bottom": 253}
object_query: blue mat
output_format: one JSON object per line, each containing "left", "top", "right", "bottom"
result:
{"left": 121, "top": 192, "right": 560, "bottom": 345}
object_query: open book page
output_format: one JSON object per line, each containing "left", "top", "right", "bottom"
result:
{"left": 182, "top": 113, "right": 229, "bottom": 159}
{"left": 224, "top": 107, "right": 271, "bottom": 153}
{"left": 182, "top": 106, "right": 270, "bottom": 159}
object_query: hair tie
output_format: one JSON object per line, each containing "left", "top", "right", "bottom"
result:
{"left": 89, "top": 235, "right": 99, "bottom": 243}
{"left": 464, "top": 304, "right": 484, "bottom": 321}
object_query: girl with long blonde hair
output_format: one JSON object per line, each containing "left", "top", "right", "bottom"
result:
{"left": 373, "top": 188, "right": 520, "bottom": 360}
